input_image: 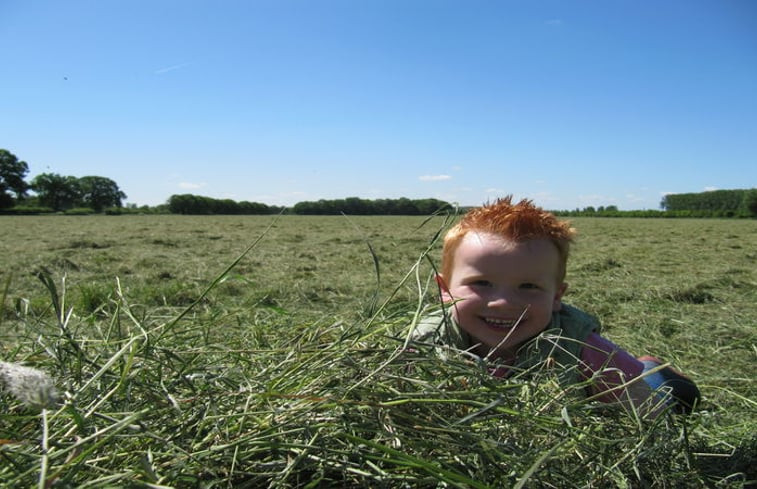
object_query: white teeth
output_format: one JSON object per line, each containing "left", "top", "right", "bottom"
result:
{"left": 484, "top": 318, "right": 517, "bottom": 328}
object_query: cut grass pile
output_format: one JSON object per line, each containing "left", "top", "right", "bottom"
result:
{"left": 0, "top": 215, "right": 755, "bottom": 487}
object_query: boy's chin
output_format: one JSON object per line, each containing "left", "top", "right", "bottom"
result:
{"left": 486, "top": 346, "right": 518, "bottom": 362}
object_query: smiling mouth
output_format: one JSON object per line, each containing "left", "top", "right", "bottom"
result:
{"left": 482, "top": 317, "right": 520, "bottom": 329}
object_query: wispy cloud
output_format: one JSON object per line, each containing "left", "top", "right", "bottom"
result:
{"left": 704, "top": 186, "right": 719, "bottom": 191}
{"left": 254, "top": 191, "right": 308, "bottom": 206}
{"left": 178, "top": 182, "right": 205, "bottom": 190}
{"left": 259, "top": 191, "right": 307, "bottom": 200}
{"left": 578, "top": 194, "right": 616, "bottom": 205}
{"left": 155, "top": 62, "right": 191, "bottom": 75}
{"left": 531, "top": 191, "right": 558, "bottom": 203}
{"left": 419, "top": 175, "right": 451, "bottom": 182}
{"left": 545, "top": 19, "right": 563, "bottom": 26}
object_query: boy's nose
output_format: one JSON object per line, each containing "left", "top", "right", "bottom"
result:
{"left": 487, "top": 292, "right": 519, "bottom": 308}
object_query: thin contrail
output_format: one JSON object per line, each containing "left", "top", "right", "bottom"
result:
{"left": 154, "top": 62, "right": 192, "bottom": 75}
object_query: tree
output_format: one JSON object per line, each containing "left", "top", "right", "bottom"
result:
{"left": 77, "top": 176, "right": 127, "bottom": 212}
{"left": 745, "top": 189, "right": 757, "bottom": 218}
{"left": 0, "top": 149, "right": 30, "bottom": 209}
{"left": 662, "top": 189, "right": 747, "bottom": 213}
{"left": 31, "top": 173, "right": 81, "bottom": 211}
{"left": 290, "top": 197, "right": 453, "bottom": 215}
{"left": 167, "top": 194, "right": 274, "bottom": 215}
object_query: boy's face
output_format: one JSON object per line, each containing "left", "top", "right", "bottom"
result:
{"left": 439, "top": 232, "right": 567, "bottom": 361}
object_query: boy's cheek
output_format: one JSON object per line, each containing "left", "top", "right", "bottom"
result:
{"left": 535, "top": 323, "right": 551, "bottom": 336}
{"left": 441, "top": 287, "right": 467, "bottom": 304}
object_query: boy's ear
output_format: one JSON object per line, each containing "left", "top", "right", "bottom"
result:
{"left": 436, "top": 274, "right": 453, "bottom": 301}
{"left": 553, "top": 282, "right": 568, "bottom": 311}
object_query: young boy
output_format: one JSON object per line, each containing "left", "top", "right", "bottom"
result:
{"left": 412, "top": 197, "right": 699, "bottom": 415}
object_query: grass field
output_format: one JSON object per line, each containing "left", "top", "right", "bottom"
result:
{"left": 1, "top": 214, "right": 755, "bottom": 487}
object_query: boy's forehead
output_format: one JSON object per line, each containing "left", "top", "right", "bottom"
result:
{"left": 461, "top": 231, "right": 517, "bottom": 248}
{"left": 459, "top": 232, "right": 559, "bottom": 258}
{"left": 451, "top": 232, "right": 563, "bottom": 281}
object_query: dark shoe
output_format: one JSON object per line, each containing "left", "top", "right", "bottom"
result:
{"left": 638, "top": 356, "right": 701, "bottom": 414}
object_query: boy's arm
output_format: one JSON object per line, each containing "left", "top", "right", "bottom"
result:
{"left": 579, "top": 334, "right": 673, "bottom": 418}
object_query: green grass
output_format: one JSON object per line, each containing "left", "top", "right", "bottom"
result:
{"left": 0, "top": 215, "right": 755, "bottom": 488}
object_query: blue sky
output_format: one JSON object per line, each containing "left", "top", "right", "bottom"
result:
{"left": 2, "top": 1, "right": 755, "bottom": 209}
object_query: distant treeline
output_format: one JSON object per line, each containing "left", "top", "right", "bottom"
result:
{"left": 167, "top": 194, "right": 452, "bottom": 216}
{"left": 552, "top": 189, "right": 756, "bottom": 218}
{"left": 660, "top": 189, "right": 756, "bottom": 217}
{"left": 5, "top": 144, "right": 754, "bottom": 218}
{"left": 292, "top": 197, "right": 452, "bottom": 215}
{"left": 165, "top": 190, "right": 756, "bottom": 217}
{"left": 167, "top": 194, "right": 285, "bottom": 215}
{"left": 552, "top": 208, "right": 744, "bottom": 218}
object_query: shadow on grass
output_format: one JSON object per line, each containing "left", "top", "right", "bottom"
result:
{"left": 693, "top": 435, "right": 757, "bottom": 487}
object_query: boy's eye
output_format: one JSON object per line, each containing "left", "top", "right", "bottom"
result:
{"left": 519, "top": 283, "right": 540, "bottom": 290}
{"left": 471, "top": 279, "right": 493, "bottom": 287}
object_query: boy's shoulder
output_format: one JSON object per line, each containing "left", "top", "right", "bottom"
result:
{"left": 555, "top": 303, "right": 602, "bottom": 335}
{"left": 409, "top": 307, "right": 470, "bottom": 352}
{"left": 410, "top": 308, "right": 445, "bottom": 340}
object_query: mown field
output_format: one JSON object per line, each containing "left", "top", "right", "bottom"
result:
{"left": 1, "top": 214, "right": 755, "bottom": 488}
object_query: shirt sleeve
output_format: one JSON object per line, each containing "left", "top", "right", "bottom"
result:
{"left": 579, "top": 332, "right": 645, "bottom": 403}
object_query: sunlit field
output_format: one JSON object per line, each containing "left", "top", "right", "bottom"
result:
{"left": 1, "top": 214, "right": 755, "bottom": 487}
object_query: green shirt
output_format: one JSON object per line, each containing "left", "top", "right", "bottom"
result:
{"left": 410, "top": 303, "right": 601, "bottom": 383}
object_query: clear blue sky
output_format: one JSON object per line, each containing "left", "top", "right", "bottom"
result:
{"left": 2, "top": 1, "right": 755, "bottom": 210}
